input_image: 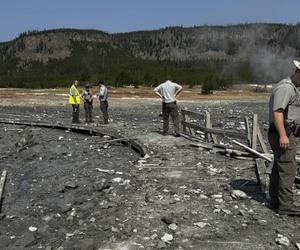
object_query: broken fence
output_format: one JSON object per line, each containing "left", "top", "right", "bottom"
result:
{"left": 180, "top": 109, "right": 270, "bottom": 193}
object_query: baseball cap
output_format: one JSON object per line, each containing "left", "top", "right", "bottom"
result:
{"left": 293, "top": 60, "right": 300, "bottom": 70}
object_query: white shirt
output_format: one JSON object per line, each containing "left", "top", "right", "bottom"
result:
{"left": 98, "top": 85, "right": 108, "bottom": 101}
{"left": 154, "top": 80, "right": 182, "bottom": 103}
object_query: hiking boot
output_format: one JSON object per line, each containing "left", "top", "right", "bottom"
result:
{"left": 268, "top": 200, "right": 279, "bottom": 210}
{"left": 174, "top": 133, "right": 181, "bottom": 137}
{"left": 277, "top": 206, "right": 300, "bottom": 216}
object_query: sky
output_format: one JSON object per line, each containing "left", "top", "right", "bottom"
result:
{"left": 0, "top": 0, "right": 300, "bottom": 42}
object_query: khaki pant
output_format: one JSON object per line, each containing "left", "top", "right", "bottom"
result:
{"left": 162, "top": 102, "right": 179, "bottom": 134}
{"left": 100, "top": 100, "right": 108, "bottom": 124}
{"left": 84, "top": 102, "right": 93, "bottom": 123}
{"left": 268, "top": 132, "right": 297, "bottom": 209}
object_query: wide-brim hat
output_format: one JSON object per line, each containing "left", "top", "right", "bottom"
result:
{"left": 293, "top": 60, "right": 300, "bottom": 70}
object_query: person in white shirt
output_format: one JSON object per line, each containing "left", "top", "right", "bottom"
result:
{"left": 97, "top": 80, "right": 109, "bottom": 124}
{"left": 154, "top": 79, "right": 183, "bottom": 136}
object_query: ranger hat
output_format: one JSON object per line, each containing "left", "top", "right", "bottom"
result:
{"left": 293, "top": 60, "right": 300, "bottom": 70}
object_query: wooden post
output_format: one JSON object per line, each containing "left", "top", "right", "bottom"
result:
{"left": 244, "top": 116, "right": 252, "bottom": 147}
{"left": 205, "top": 112, "right": 218, "bottom": 144}
{"left": 252, "top": 114, "right": 258, "bottom": 150}
{"left": 257, "top": 126, "right": 268, "bottom": 153}
{"left": 185, "top": 114, "right": 193, "bottom": 135}
{"left": 205, "top": 112, "right": 212, "bottom": 142}
{"left": 182, "top": 110, "right": 187, "bottom": 134}
{"left": 255, "top": 159, "right": 267, "bottom": 194}
{"left": 0, "top": 170, "right": 7, "bottom": 212}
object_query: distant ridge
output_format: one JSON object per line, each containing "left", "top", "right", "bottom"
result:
{"left": 0, "top": 23, "right": 299, "bottom": 88}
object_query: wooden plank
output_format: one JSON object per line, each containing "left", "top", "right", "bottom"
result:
{"left": 179, "top": 132, "right": 203, "bottom": 142}
{"left": 257, "top": 126, "right": 268, "bottom": 153}
{"left": 255, "top": 158, "right": 267, "bottom": 193}
{"left": 0, "top": 119, "right": 148, "bottom": 157}
{"left": 244, "top": 116, "right": 251, "bottom": 147}
{"left": 190, "top": 142, "right": 252, "bottom": 157}
{"left": 252, "top": 114, "right": 258, "bottom": 150}
{"left": 181, "top": 109, "right": 205, "bottom": 119}
{"left": 181, "top": 121, "right": 248, "bottom": 139}
{"left": 96, "top": 138, "right": 129, "bottom": 144}
{"left": 0, "top": 170, "right": 7, "bottom": 212}
{"left": 137, "top": 166, "right": 196, "bottom": 170}
{"left": 232, "top": 140, "right": 272, "bottom": 162}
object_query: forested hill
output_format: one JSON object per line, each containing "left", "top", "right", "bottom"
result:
{"left": 1, "top": 23, "right": 300, "bottom": 88}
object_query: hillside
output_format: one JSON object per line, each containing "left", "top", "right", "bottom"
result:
{"left": 0, "top": 23, "right": 300, "bottom": 88}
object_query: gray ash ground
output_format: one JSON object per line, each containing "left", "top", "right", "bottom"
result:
{"left": 0, "top": 99, "right": 300, "bottom": 250}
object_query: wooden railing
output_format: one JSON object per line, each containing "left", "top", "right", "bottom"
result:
{"left": 180, "top": 108, "right": 270, "bottom": 193}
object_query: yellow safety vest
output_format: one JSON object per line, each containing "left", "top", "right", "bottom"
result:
{"left": 69, "top": 84, "right": 80, "bottom": 105}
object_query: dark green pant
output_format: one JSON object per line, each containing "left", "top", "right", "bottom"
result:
{"left": 268, "top": 132, "right": 297, "bottom": 209}
{"left": 100, "top": 100, "right": 108, "bottom": 124}
{"left": 72, "top": 104, "right": 80, "bottom": 123}
{"left": 162, "top": 102, "right": 179, "bottom": 134}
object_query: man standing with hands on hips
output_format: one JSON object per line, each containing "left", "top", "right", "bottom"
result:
{"left": 268, "top": 60, "right": 300, "bottom": 215}
{"left": 154, "top": 79, "right": 183, "bottom": 137}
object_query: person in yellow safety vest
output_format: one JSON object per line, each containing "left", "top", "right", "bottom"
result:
{"left": 69, "top": 80, "right": 81, "bottom": 123}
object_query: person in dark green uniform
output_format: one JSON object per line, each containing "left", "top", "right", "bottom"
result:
{"left": 268, "top": 60, "right": 300, "bottom": 215}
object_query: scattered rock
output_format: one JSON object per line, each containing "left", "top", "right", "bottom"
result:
{"left": 238, "top": 210, "right": 247, "bottom": 216}
{"left": 199, "top": 194, "right": 208, "bottom": 200}
{"left": 258, "top": 220, "right": 267, "bottom": 226}
{"left": 231, "top": 190, "right": 248, "bottom": 199}
{"left": 145, "top": 192, "right": 155, "bottom": 203}
{"left": 168, "top": 223, "right": 177, "bottom": 231}
{"left": 28, "top": 226, "right": 37, "bottom": 232}
{"left": 157, "top": 240, "right": 167, "bottom": 249}
{"left": 221, "top": 209, "right": 231, "bottom": 215}
{"left": 150, "top": 233, "right": 158, "bottom": 240}
{"left": 94, "top": 178, "right": 110, "bottom": 191}
{"left": 207, "top": 165, "right": 223, "bottom": 176}
{"left": 64, "top": 181, "right": 78, "bottom": 189}
{"left": 111, "top": 177, "right": 123, "bottom": 183}
{"left": 215, "top": 198, "right": 224, "bottom": 203}
{"left": 73, "top": 238, "right": 96, "bottom": 250}
{"left": 161, "top": 215, "right": 174, "bottom": 225}
{"left": 0, "top": 213, "right": 5, "bottom": 220}
{"left": 161, "top": 233, "right": 173, "bottom": 243}
{"left": 213, "top": 208, "right": 221, "bottom": 213}
{"left": 275, "top": 234, "right": 290, "bottom": 247}
{"left": 194, "top": 222, "right": 209, "bottom": 228}
{"left": 211, "top": 194, "right": 223, "bottom": 199}
{"left": 14, "top": 232, "right": 37, "bottom": 248}
{"left": 79, "top": 201, "right": 96, "bottom": 211}
{"left": 96, "top": 168, "right": 115, "bottom": 175}
{"left": 59, "top": 203, "right": 72, "bottom": 213}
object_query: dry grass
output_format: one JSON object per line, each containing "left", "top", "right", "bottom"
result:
{"left": 0, "top": 86, "right": 270, "bottom": 106}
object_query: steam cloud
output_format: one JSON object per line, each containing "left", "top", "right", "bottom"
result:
{"left": 249, "top": 47, "right": 296, "bottom": 83}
